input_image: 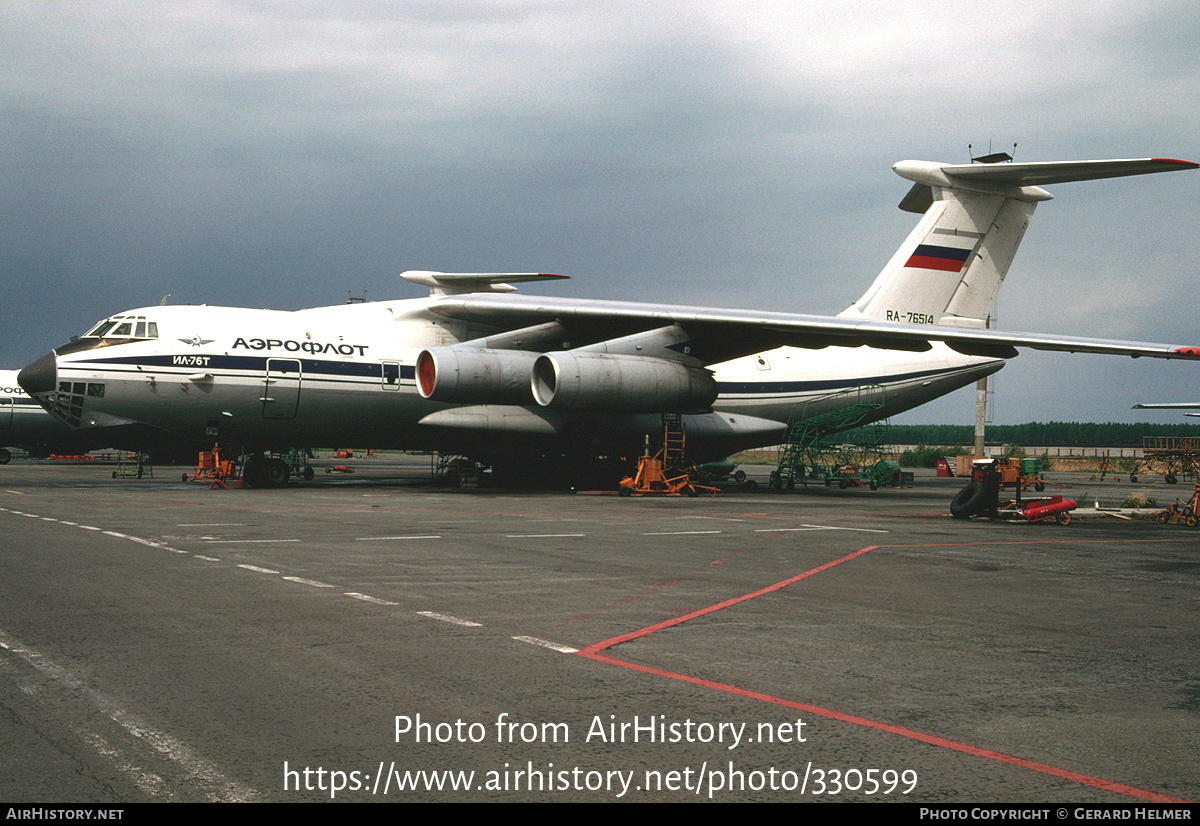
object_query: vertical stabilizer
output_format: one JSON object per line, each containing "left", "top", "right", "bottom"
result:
{"left": 839, "top": 156, "right": 1198, "bottom": 329}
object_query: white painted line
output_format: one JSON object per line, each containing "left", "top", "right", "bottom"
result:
{"left": 203, "top": 539, "right": 301, "bottom": 544}
{"left": 193, "top": 555, "right": 221, "bottom": 562}
{"left": 355, "top": 535, "right": 442, "bottom": 541}
{"left": 125, "top": 535, "right": 187, "bottom": 553}
{"left": 236, "top": 564, "right": 281, "bottom": 575}
{"left": 505, "top": 533, "right": 587, "bottom": 538}
{"left": 0, "top": 626, "right": 259, "bottom": 802}
{"left": 754, "top": 527, "right": 829, "bottom": 533}
{"left": 417, "top": 611, "right": 482, "bottom": 627}
{"left": 80, "top": 730, "right": 167, "bottom": 798}
{"left": 345, "top": 592, "right": 398, "bottom": 606}
{"left": 177, "top": 523, "right": 244, "bottom": 527}
{"left": 282, "top": 576, "right": 334, "bottom": 589}
{"left": 642, "top": 530, "right": 723, "bottom": 536}
{"left": 756, "top": 524, "right": 888, "bottom": 534}
{"left": 513, "top": 636, "right": 579, "bottom": 654}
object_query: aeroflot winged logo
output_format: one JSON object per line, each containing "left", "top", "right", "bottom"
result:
{"left": 232, "top": 337, "right": 370, "bottom": 356}
{"left": 179, "top": 336, "right": 215, "bottom": 347}
{"left": 904, "top": 244, "right": 972, "bottom": 272}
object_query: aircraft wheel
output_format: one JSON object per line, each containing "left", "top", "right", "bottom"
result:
{"left": 950, "top": 481, "right": 986, "bottom": 519}
{"left": 0, "top": 448, "right": 10, "bottom": 464}
{"left": 264, "top": 458, "right": 291, "bottom": 487}
{"left": 242, "top": 456, "right": 268, "bottom": 488}
{"left": 1056, "top": 511, "right": 1071, "bottom": 526}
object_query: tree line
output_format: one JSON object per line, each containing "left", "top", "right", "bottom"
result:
{"left": 842, "top": 421, "right": 1200, "bottom": 448}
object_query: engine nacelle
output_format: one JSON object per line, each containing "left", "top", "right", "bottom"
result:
{"left": 416, "top": 348, "right": 539, "bottom": 405}
{"left": 531, "top": 352, "right": 718, "bottom": 412}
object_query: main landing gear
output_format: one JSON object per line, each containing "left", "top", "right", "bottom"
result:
{"left": 241, "top": 454, "right": 293, "bottom": 488}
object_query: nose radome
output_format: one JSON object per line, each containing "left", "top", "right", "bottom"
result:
{"left": 18, "top": 351, "right": 57, "bottom": 396}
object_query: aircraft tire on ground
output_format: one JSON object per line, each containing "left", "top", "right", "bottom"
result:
{"left": 950, "top": 481, "right": 986, "bottom": 519}
{"left": 264, "top": 458, "right": 290, "bottom": 487}
{"left": 0, "top": 448, "right": 10, "bottom": 464}
{"left": 242, "top": 456, "right": 268, "bottom": 488}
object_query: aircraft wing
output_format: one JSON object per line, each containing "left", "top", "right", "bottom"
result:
{"left": 429, "top": 293, "right": 1200, "bottom": 364}
{"left": 1132, "top": 403, "right": 1200, "bottom": 409}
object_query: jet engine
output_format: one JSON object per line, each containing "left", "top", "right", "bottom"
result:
{"left": 415, "top": 347, "right": 539, "bottom": 405}
{"left": 531, "top": 352, "right": 718, "bottom": 412}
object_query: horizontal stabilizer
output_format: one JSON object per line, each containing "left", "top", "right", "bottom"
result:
{"left": 895, "top": 158, "right": 1198, "bottom": 195}
{"left": 402, "top": 271, "right": 568, "bottom": 296}
{"left": 937, "top": 157, "right": 1199, "bottom": 187}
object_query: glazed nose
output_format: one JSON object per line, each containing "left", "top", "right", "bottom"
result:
{"left": 18, "top": 351, "right": 57, "bottom": 396}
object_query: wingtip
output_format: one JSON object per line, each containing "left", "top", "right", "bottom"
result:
{"left": 1150, "top": 158, "right": 1200, "bottom": 169}
{"left": 1172, "top": 346, "right": 1200, "bottom": 357}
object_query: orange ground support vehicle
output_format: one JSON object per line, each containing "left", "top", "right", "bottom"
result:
{"left": 183, "top": 447, "right": 241, "bottom": 488}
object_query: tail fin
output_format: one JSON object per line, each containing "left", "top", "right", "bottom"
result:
{"left": 839, "top": 157, "right": 1198, "bottom": 329}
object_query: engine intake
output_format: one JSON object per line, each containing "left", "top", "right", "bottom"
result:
{"left": 416, "top": 348, "right": 539, "bottom": 405}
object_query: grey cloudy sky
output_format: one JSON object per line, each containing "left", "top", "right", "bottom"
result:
{"left": 2, "top": 0, "right": 1197, "bottom": 424}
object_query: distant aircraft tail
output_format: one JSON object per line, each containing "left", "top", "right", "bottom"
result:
{"left": 839, "top": 157, "right": 1198, "bottom": 329}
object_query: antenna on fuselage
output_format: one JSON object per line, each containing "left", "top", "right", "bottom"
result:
{"left": 347, "top": 289, "right": 367, "bottom": 304}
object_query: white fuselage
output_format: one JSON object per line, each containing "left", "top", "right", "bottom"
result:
{"left": 25, "top": 299, "right": 1001, "bottom": 462}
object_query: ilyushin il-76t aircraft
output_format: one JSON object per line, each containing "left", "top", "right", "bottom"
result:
{"left": 18, "top": 154, "right": 1199, "bottom": 486}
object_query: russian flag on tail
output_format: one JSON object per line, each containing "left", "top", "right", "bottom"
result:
{"left": 905, "top": 244, "right": 971, "bottom": 272}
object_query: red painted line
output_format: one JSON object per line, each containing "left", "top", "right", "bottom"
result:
{"left": 577, "top": 649, "right": 1187, "bottom": 803}
{"left": 576, "top": 538, "right": 1192, "bottom": 803}
{"left": 577, "top": 545, "right": 877, "bottom": 656}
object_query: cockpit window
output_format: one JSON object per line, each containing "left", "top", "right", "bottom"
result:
{"left": 80, "top": 315, "right": 159, "bottom": 341}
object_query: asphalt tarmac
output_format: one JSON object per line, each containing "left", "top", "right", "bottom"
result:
{"left": 0, "top": 456, "right": 1196, "bottom": 804}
